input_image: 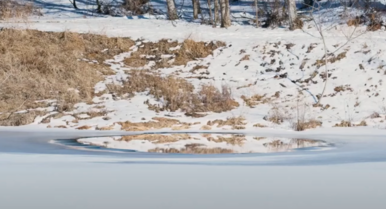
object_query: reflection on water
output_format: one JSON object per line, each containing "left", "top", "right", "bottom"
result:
{"left": 53, "top": 133, "right": 333, "bottom": 154}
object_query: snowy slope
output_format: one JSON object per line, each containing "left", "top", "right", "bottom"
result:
{"left": 1, "top": 0, "right": 386, "bottom": 153}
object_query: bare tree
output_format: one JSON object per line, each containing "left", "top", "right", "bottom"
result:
{"left": 286, "top": 0, "right": 297, "bottom": 30}
{"left": 192, "top": 0, "right": 201, "bottom": 19}
{"left": 214, "top": 0, "right": 220, "bottom": 26}
{"left": 207, "top": 0, "right": 213, "bottom": 25}
{"left": 254, "top": 0, "right": 259, "bottom": 27}
{"left": 166, "top": 0, "right": 178, "bottom": 20}
{"left": 96, "top": 0, "right": 102, "bottom": 13}
{"left": 69, "top": 0, "right": 78, "bottom": 9}
{"left": 220, "top": 0, "right": 231, "bottom": 27}
{"left": 302, "top": 1, "right": 365, "bottom": 105}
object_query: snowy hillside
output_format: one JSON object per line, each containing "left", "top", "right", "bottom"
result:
{"left": 1, "top": 0, "right": 386, "bottom": 154}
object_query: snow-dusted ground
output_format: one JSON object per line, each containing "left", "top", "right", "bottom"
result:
{"left": 2, "top": 0, "right": 386, "bottom": 153}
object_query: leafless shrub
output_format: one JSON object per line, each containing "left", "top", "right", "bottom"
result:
{"left": 122, "top": 0, "right": 152, "bottom": 15}
{"left": 264, "top": 104, "right": 289, "bottom": 124}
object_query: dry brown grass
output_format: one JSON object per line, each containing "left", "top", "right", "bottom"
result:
{"left": 292, "top": 119, "right": 322, "bottom": 131}
{"left": 0, "top": 29, "right": 134, "bottom": 125}
{"left": 253, "top": 123, "right": 267, "bottom": 128}
{"left": 123, "top": 39, "right": 225, "bottom": 68}
{"left": 111, "top": 70, "right": 238, "bottom": 114}
{"left": 96, "top": 125, "right": 115, "bottom": 130}
{"left": 313, "top": 52, "right": 347, "bottom": 69}
{"left": 0, "top": 0, "right": 40, "bottom": 20}
{"left": 0, "top": 110, "right": 43, "bottom": 126}
{"left": 241, "top": 94, "right": 268, "bottom": 108}
{"left": 118, "top": 117, "right": 190, "bottom": 131}
{"left": 149, "top": 144, "right": 233, "bottom": 154}
{"left": 334, "top": 120, "right": 367, "bottom": 127}
{"left": 207, "top": 116, "right": 246, "bottom": 129}
{"left": 264, "top": 105, "right": 289, "bottom": 124}
{"left": 76, "top": 125, "right": 92, "bottom": 130}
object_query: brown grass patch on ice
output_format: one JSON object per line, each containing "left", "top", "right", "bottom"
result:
{"left": 149, "top": 144, "right": 233, "bottom": 154}
{"left": 0, "top": 0, "right": 40, "bottom": 20}
{"left": 0, "top": 29, "right": 134, "bottom": 125}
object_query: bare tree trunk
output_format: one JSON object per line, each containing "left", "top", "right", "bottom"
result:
{"left": 286, "top": 0, "right": 297, "bottom": 30}
{"left": 96, "top": 0, "right": 102, "bottom": 13}
{"left": 69, "top": 0, "right": 78, "bottom": 9}
{"left": 254, "top": 0, "right": 259, "bottom": 27}
{"left": 166, "top": 0, "right": 178, "bottom": 20}
{"left": 192, "top": 0, "right": 201, "bottom": 19}
{"left": 208, "top": 0, "right": 213, "bottom": 25}
{"left": 220, "top": 0, "right": 231, "bottom": 27}
{"left": 214, "top": 0, "right": 220, "bottom": 26}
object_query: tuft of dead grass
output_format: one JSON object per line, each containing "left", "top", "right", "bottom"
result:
{"left": 207, "top": 116, "right": 246, "bottom": 129}
{"left": 0, "top": 110, "right": 44, "bottom": 126}
{"left": 118, "top": 117, "right": 190, "bottom": 131}
{"left": 241, "top": 94, "right": 268, "bottom": 108}
{"left": 292, "top": 119, "right": 322, "bottom": 131}
{"left": 264, "top": 105, "right": 289, "bottom": 124}
{"left": 112, "top": 70, "right": 238, "bottom": 114}
{"left": 0, "top": 0, "right": 40, "bottom": 20}
{"left": 0, "top": 29, "right": 134, "bottom": 125}
{"left": 123, "top": 39, "right": 225, "bottom": 68}
{"left": 334, "top": 120, "right": 367, "bottom": 127}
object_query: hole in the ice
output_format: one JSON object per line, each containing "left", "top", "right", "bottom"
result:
{"left": 73, "top": 134, "right": 332, "bottom": 154}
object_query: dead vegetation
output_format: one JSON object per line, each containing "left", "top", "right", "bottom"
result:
{"left": 111, "top": 70, "right": 239, "bottom": 114}
{"left": 313, "top": 52, "right": 347, "bottom": 69}
{"left": 0, "top": 29, "right": 135, "bottom": 126}
{"left": 241, "top": 94, "right": 268, "bottom": 108}
{"left": 292, "top": 119, "right": 322, "bottom": 131}
{"left": 118, "top": 117, "right": 190, "bottom": 131}
{"left": 0, "top": 110, "right": 43, "bottom": 126}
{"left": 334, "top": 120, "right": 367, "bottom": 127}
{"left": 0, "top": 0, "right": 40, "bottom": 20}
{"left": 264, "top": 105, "right": 289, "bottom": 124}
{"left": 207, "top": 116, "right": 246, "bottom": 129}
{"left": 123, "top": 39, "right": 225, "bottom": 68}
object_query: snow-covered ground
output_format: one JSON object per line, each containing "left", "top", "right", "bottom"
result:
{"left": 1, "top": 0, "right": 386, "bottom": 154}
